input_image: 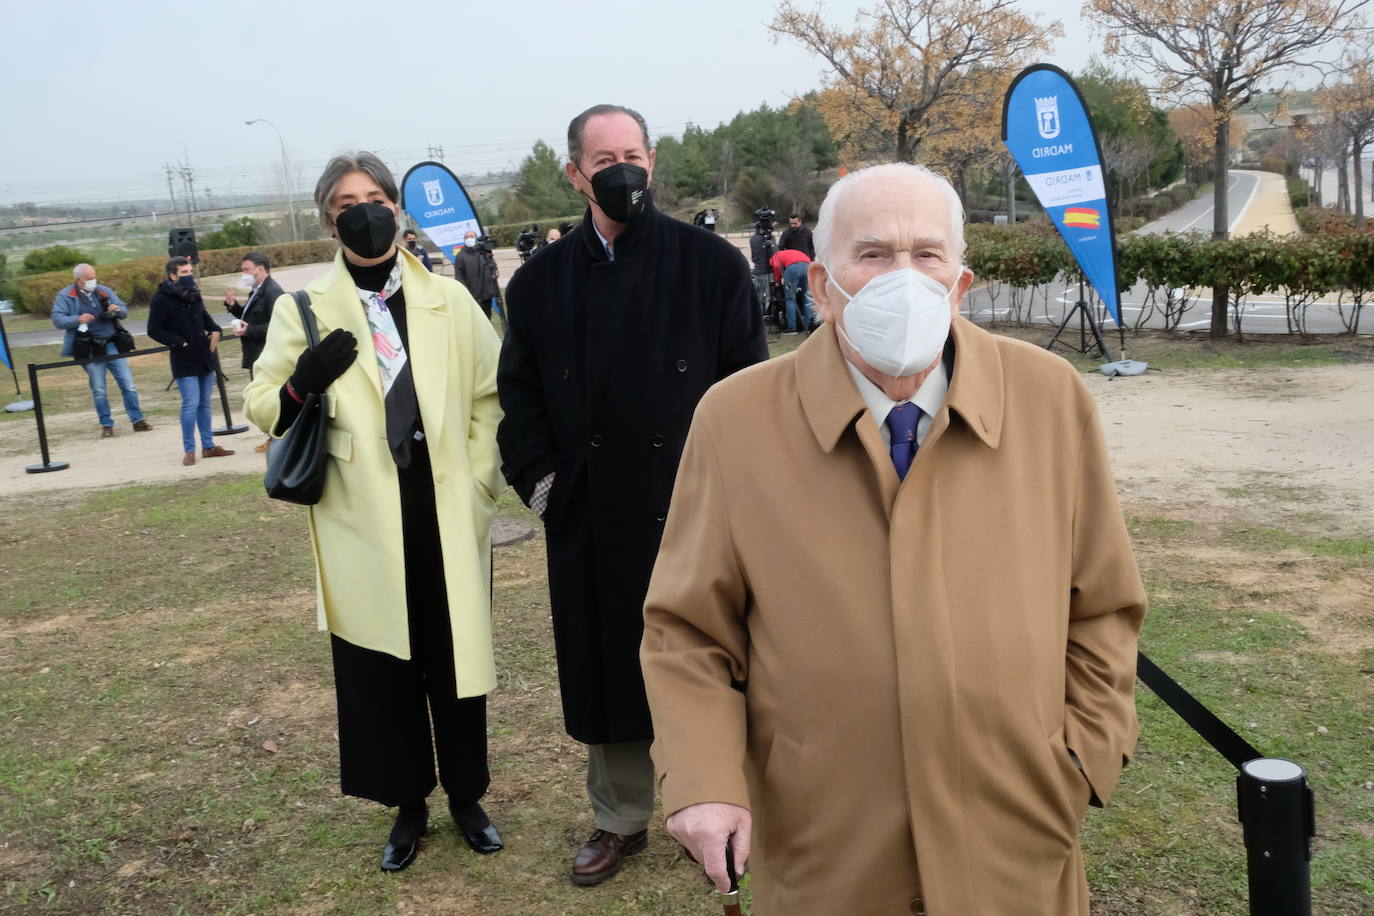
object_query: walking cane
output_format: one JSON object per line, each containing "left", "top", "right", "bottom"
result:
{"left": 718, "top": 843, "right": 743, "bottom": 916}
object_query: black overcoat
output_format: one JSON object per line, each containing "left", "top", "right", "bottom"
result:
{"left": 496, "top": 201, "right": 766, "bottom": 744}
{"left": 146, "top": 281, "right": 223, "bottom": 378}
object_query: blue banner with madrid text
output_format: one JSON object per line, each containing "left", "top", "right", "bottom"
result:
{"left": 1002, "top": 64, "right": 1121, "bottom": 325}
{"left": 401, "top": 161, "right": 483, "bottom": 266}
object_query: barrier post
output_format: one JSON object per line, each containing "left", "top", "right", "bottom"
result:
{"left": 211, "top": 351, "right": 249, "bottom": 437}
{"left": 1237, "top": 759, "right": 1314, "bottom": 916}
{"left": 24, "top": 362, "right": 69, "bottom": 474}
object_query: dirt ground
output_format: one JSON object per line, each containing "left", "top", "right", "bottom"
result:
{"left": 6, "top": 360, "right": 1372, "bottom": 532}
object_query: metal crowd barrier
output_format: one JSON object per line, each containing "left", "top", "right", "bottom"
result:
{"left": 24, "top": 337, "right": 249, "bottom": 474}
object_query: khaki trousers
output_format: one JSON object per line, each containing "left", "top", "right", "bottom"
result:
{"left": 586, "top": 739, "right": 655, "bottom": 834}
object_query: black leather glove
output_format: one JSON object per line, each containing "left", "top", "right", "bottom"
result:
{"left": 289, "top": 328, "right": 357, "bottom": 394}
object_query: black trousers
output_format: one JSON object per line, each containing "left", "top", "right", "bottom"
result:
{"left": 329, "top": 438, "right": 490, "bottom": 809}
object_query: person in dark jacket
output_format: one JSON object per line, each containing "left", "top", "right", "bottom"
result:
{"left": 403, "top": 230, "right": 433, "bottom": 271}
{"left": 454, "top": 230, "right": 500, "bottom": 321}
{"left": 495, "top": 103, "right": 767, "bottom": 888}
{"left": 146, "top": 257, "right": 234, "bottom": 466}
{"left": 223, "top": 251, "right": 285, "bottom": 452}
{"left": 778, "top": 212, "right": 815, "bottom": 259}
{"left": 222, "top": 251, "right": 285, "bottom": 374}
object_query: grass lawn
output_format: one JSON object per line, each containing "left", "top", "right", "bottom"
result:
{"left": 0, "top": 326, "right": 1370, "bottom": 914}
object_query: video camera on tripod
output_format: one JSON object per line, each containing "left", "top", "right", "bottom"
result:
{"left": 753, "top": 208, "right": 777, "bottom": 236}
{"left": 515, "top": 224, "right": 541, "bottom": 263}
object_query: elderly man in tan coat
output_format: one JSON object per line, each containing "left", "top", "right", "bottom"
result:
{"left": 640, "top": 162, "right": 1146, "bottom": 915}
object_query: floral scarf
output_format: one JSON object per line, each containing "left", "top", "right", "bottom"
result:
{"left": 355, "top": 261, "right": 407, "bottom": 396}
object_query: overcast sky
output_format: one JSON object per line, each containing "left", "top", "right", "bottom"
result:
{"left": 8, "top": 0, "right": 1104, "bottom": 206}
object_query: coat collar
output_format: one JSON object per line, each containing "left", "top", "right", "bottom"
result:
{"left": 305, "top": 248, "right": 450, "bottom": 445}
{"left": 575, "top": 192, "right": 661, "bottom": 262}
{"left": 797, "top": 316, "right": 1004, "bottom": 453}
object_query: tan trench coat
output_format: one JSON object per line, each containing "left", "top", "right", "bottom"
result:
{"left": 244, "top": 250, "right": 503, "bottom": 697}
{"left": 641, "top": 319, "right": 1146, "bottom": 915}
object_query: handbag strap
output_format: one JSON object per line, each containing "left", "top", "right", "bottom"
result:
{"left": 292, "top": 289, "right": 319, "bottom": 350}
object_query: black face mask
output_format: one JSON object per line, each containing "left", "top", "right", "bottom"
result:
{"left": 335, "top": 201, "right": 398, "bottom": 259}
{"left": 582, "top": 162, "right": 649, "bottom": 224}
{"left": 176, "top": 275, "right": 197, "bottom": 290}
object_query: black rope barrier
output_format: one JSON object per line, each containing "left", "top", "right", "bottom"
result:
{"left": 23, "top": 337, "right": 250, "bottom": 474}
{"left": 1138, "top": 652, "right": 1315, "bottom": 915}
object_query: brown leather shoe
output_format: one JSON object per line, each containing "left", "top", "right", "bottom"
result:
{"left": 182, "top": 451, "right": 196, "bottom": 466}
{"left": 132, "top": 419, "right": 154, "bottom": 432}
{"left": 570, "top": 828, "right": 647, "bottom": 887}
{"left": 202, "top": 446, "right": 235, "bottom": 458}
{"left": 100, "top": 426, "right": 114, "bottom": 438}
{"left": 254, "top": 438, "right": 271, "bottom": 453}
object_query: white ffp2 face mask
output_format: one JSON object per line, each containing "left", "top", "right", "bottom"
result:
{"left": 827, "top": 266, "right": 953, "bottom": 377}
{"left": 83, "top": 279, "right": 98, "bottom": 292}
{"left": 240, "top": 273, "right": 256, "bottom": 287}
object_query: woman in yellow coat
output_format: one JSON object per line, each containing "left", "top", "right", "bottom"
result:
{"left": 245, "top": 152, "right": 504, "bottom": 872}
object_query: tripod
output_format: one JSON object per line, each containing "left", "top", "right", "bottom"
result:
{"left": 1046, "top": 277, "right": 1112, "bottom": 361}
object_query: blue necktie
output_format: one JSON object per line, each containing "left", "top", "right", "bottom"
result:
{"left": 885, "top": 402, "right": 922, "bottom": 480}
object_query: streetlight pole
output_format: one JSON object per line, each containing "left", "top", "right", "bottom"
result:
{"left": 245, "top": 118, "right": 299, "bottom": 241}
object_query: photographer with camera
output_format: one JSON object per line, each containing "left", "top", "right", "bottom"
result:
{"left": 515, "top": 224, "right": 541, "bottom": 264}
{"left": 455, "top": 229, "right": 503, "bottom": 327}
{"left": 51, "top": 263, "right": 152, "bottom": 438}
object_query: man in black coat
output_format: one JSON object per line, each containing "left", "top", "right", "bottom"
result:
{"left": 222, "top": 251, "right": 284, "bottom": 374}
{"left": 496, "top": 104, "right": 766, "bottom": 887}
{"left": 147, "top": 257, "right": 235, "bottom": 466}
{"left": 223, "top": 251, "right": 284, "bottom": 452}
{"left": 454, "top": 230, "right": 500, "bottom": 319}
{"left": 778, "top": 212, "right": 815, "bottom": 259}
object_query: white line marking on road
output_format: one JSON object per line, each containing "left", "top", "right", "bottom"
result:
{"left": 1228, "top": 172, "right": 1261, "bottom": 233}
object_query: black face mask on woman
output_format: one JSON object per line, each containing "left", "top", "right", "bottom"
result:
{"left": 335, "top": 201, "right": 398, "bottom": 259}
{"left": 580, "top": 162, "right": 649, "bottom": 224}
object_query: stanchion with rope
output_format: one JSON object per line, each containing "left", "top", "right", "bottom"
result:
{"left": 23, "top": 337, "right": 250, "bottom": 474}
{"left": 1137, "top": 653, "right": 1315, "bottom": 916}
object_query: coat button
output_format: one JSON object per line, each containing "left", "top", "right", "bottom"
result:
{"left": 676, "top": 359, "right": 688, "bottom": 372}
{"left": 909, "top": 897, "right": 926, "bottom": 914}
{"left": 651, "top": 434, "right": 664, "bottom": 447}
{"left": 590, "top": 434, "right": 603, "bottom": 447}
{"left": 561, "top": 368, "right": 570, "bottom": 380}
{"left": 655, "top": 510, "right": 667, "bottom": 522}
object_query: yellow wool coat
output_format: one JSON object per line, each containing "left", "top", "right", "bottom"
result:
{"left": 245, "top": 249, "right": 503, "bottom": 697}
{"left": 641, "top": 319, "right": 1146, "bottom": 915}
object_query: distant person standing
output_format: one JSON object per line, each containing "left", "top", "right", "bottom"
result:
{"left": 454, "top": 230, "right": 501, "bottom": 322}
{"left": 403, "top": 230, "right": 433, "bottom": 271}
{"left": 50, "top": 264, "right": 153, "bottom": 438}
{"left": 779, "top": 212, "right": 815, "bottom": 259}
{"left": 147, "top": 257, "right": 235, "bottom": 466}
{"left": 544, "top": 227, "right": 561, "bottom": 246}
{"left": 223, "top": 251, "right": 284, "bottom": 452}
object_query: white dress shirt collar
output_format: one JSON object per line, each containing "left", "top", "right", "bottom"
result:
{"left": 842, "top": 344, "right": 951, "bottom": 447}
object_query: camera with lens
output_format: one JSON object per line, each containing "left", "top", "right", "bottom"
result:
{"left": 515, "top": 224, "right": 541, "bottom": 262}
{"left": 753, "top": 208, "right": 776, "bottom": 234}
{"left": 475, "top": 233, "right": 496, "bottom": 254}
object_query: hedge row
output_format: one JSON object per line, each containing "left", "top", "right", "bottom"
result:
{"left": 13, "top": 239, "right": 339, "bottom": 314}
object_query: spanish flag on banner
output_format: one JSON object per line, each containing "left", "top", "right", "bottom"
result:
{"left": 1063, "top": 207, "right": 1100, "bottom": 229}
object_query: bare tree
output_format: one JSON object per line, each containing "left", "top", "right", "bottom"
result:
{"left": 1085, "top": 0, "right": 1370, "bottom": 336}
{"left": 1324, "top": 52, "right": 1374, "bottom": 225}
{"left": 771, "top": 0, "right": 1059, "bottom": 164}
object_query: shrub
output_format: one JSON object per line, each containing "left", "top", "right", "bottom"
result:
{"left": 22, "top": 245, "right": 94, "bottom": 274}
{"left": 198, "top": 216, "right": 264, "bottom": 251}
{"left": 1259, "top": 155, "right": 1290, "bottom": 176}
{"left": 1287, "top": 181, "right": 1311, "bottom": 210}
{"left": 12, "top": 239, "right": 339, "bottom": 314}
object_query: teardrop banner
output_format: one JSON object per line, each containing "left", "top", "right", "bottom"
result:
{"left": 1001, "top": 64, "right": 1122, "bottom": 329}
{"left": 400, "top": 161, "right": 483, "bottom": 265}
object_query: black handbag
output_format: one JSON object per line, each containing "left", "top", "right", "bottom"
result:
{"left": 71, "top": 331, "right": 95, "bottom": 360}
{"left": 109, "top": 317, "right": 136, "bottom": 354}
{"left": 264, "top": 290, "right": 330, "bottom": 505}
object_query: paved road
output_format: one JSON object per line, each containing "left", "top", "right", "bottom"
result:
{"left": 1142, "top": 171, "right": 1259, "bottom": 235}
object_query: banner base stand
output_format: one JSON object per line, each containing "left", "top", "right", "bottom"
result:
{"left": 6, "top": 400, "right": 34, "bottom": 413}
{"left": 213, "top": 424, "right": 250, "bottom": 436}
{"left": 26, "top": 460, "right": 70, "bottom": 474}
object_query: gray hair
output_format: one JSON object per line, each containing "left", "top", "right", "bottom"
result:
{"left": 314, "top": 151, "right": 399, "bottom": 231}
{"left": 813, "top": 163, "right": 966, "bottom": 265}
{"left": 72, "top": 263, "right": 95, "bottom": 278}
{"left": 567, "top": 104, "right": 651, "bottom": 168}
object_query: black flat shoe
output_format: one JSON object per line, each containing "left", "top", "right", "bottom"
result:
{"left": 450, "top": 800, "right": 504, "bottom": 854}
{"left": 463, "top": 822, "right": 504, "bottom": 855}
{"left": 381, "top": 835, "right": 420, "bottom": 872}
